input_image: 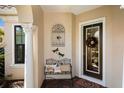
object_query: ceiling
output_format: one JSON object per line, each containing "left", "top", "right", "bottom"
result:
{"left": 41, "top": 5, "right": 102, "bottom": 15}
{"left": 0, "top": 5, "right": 102, "bottom": 16}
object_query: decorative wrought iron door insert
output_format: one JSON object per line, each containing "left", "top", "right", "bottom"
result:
{"left": 83, "top": 22, "right": 103, "bottom": 80}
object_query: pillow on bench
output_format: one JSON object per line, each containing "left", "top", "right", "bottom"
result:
{"left": 60, "top": 64, "right": 70, "bottom": 72}
{"left": 45, "top": 65, "right": 56, "bottom": 73}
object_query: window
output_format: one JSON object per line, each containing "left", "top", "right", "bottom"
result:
{"left": 14, "top": 25, "right": 25, "bottom": 64}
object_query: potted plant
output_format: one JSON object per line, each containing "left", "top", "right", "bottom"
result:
{"left": 0, "top": 27, "right": 6, "bottom": 87}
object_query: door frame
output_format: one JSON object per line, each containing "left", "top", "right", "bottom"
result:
{"left": 79, "top": 17, "right": 106, "bottom": 86}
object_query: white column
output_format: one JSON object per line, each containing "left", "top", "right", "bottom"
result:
{"left": 22, "top": 24, "right": 34, "bottom": 88}
{"left": 32, "top": 25, "right": 39, "bottom": 88}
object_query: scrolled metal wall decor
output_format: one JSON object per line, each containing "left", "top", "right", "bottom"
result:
{"left": 52, "top": 24, "right": 65, "bottom": 47}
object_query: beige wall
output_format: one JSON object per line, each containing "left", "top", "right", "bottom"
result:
{"left": 72, "top": 14, "right": 76, "bottom": 77}
{"left": 2, "top": 16, "right": 24, "bottom": 79}
{"left": 44, "top": 12, "right": 74, "bottom": 76}
{"left": 16, "top": 5, "right": 33, "bottom": 23}
{"left": 32, "top": 5, "right": 44, "bottom": 88}
{"left": 75, "top": 5, "right": 124, "bottom": 87}
{"left": 110, "top": 6, "right": 124, "bottom": 87}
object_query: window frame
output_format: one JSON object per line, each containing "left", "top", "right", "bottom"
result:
{"left": 13, "top": 25, "right": 25, "bottom": 66}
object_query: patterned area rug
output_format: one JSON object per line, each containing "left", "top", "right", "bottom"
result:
{"left": 8, "top": 80, "right": 24, "bottom": 88}
{"left": 73, "top": 77, "right": 105, "bottom": 88}
{"left": 0, "top": 80, "right": 24, "bottom": 88}
{"left": 41, "top": 76, "right": 105, "bottom": 88}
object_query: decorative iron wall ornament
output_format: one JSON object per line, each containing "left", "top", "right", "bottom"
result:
{"left": 52, "top": 48, "right": 65, "bottom": 58}
{"left": 52, "top": 24, "right": 65, "bottom": 47}
{"left": 52, "top": 48, "right": 59, "bottom": 54}
{"left": 83, "top": 22, "right": 103, "bottom": 80}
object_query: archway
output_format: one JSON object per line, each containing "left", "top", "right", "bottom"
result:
{"left": 16, "top": 5, "right": 35, "bottom": 88}
{"left": 0, "top": 5, "right": 35, "bottom": 88}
